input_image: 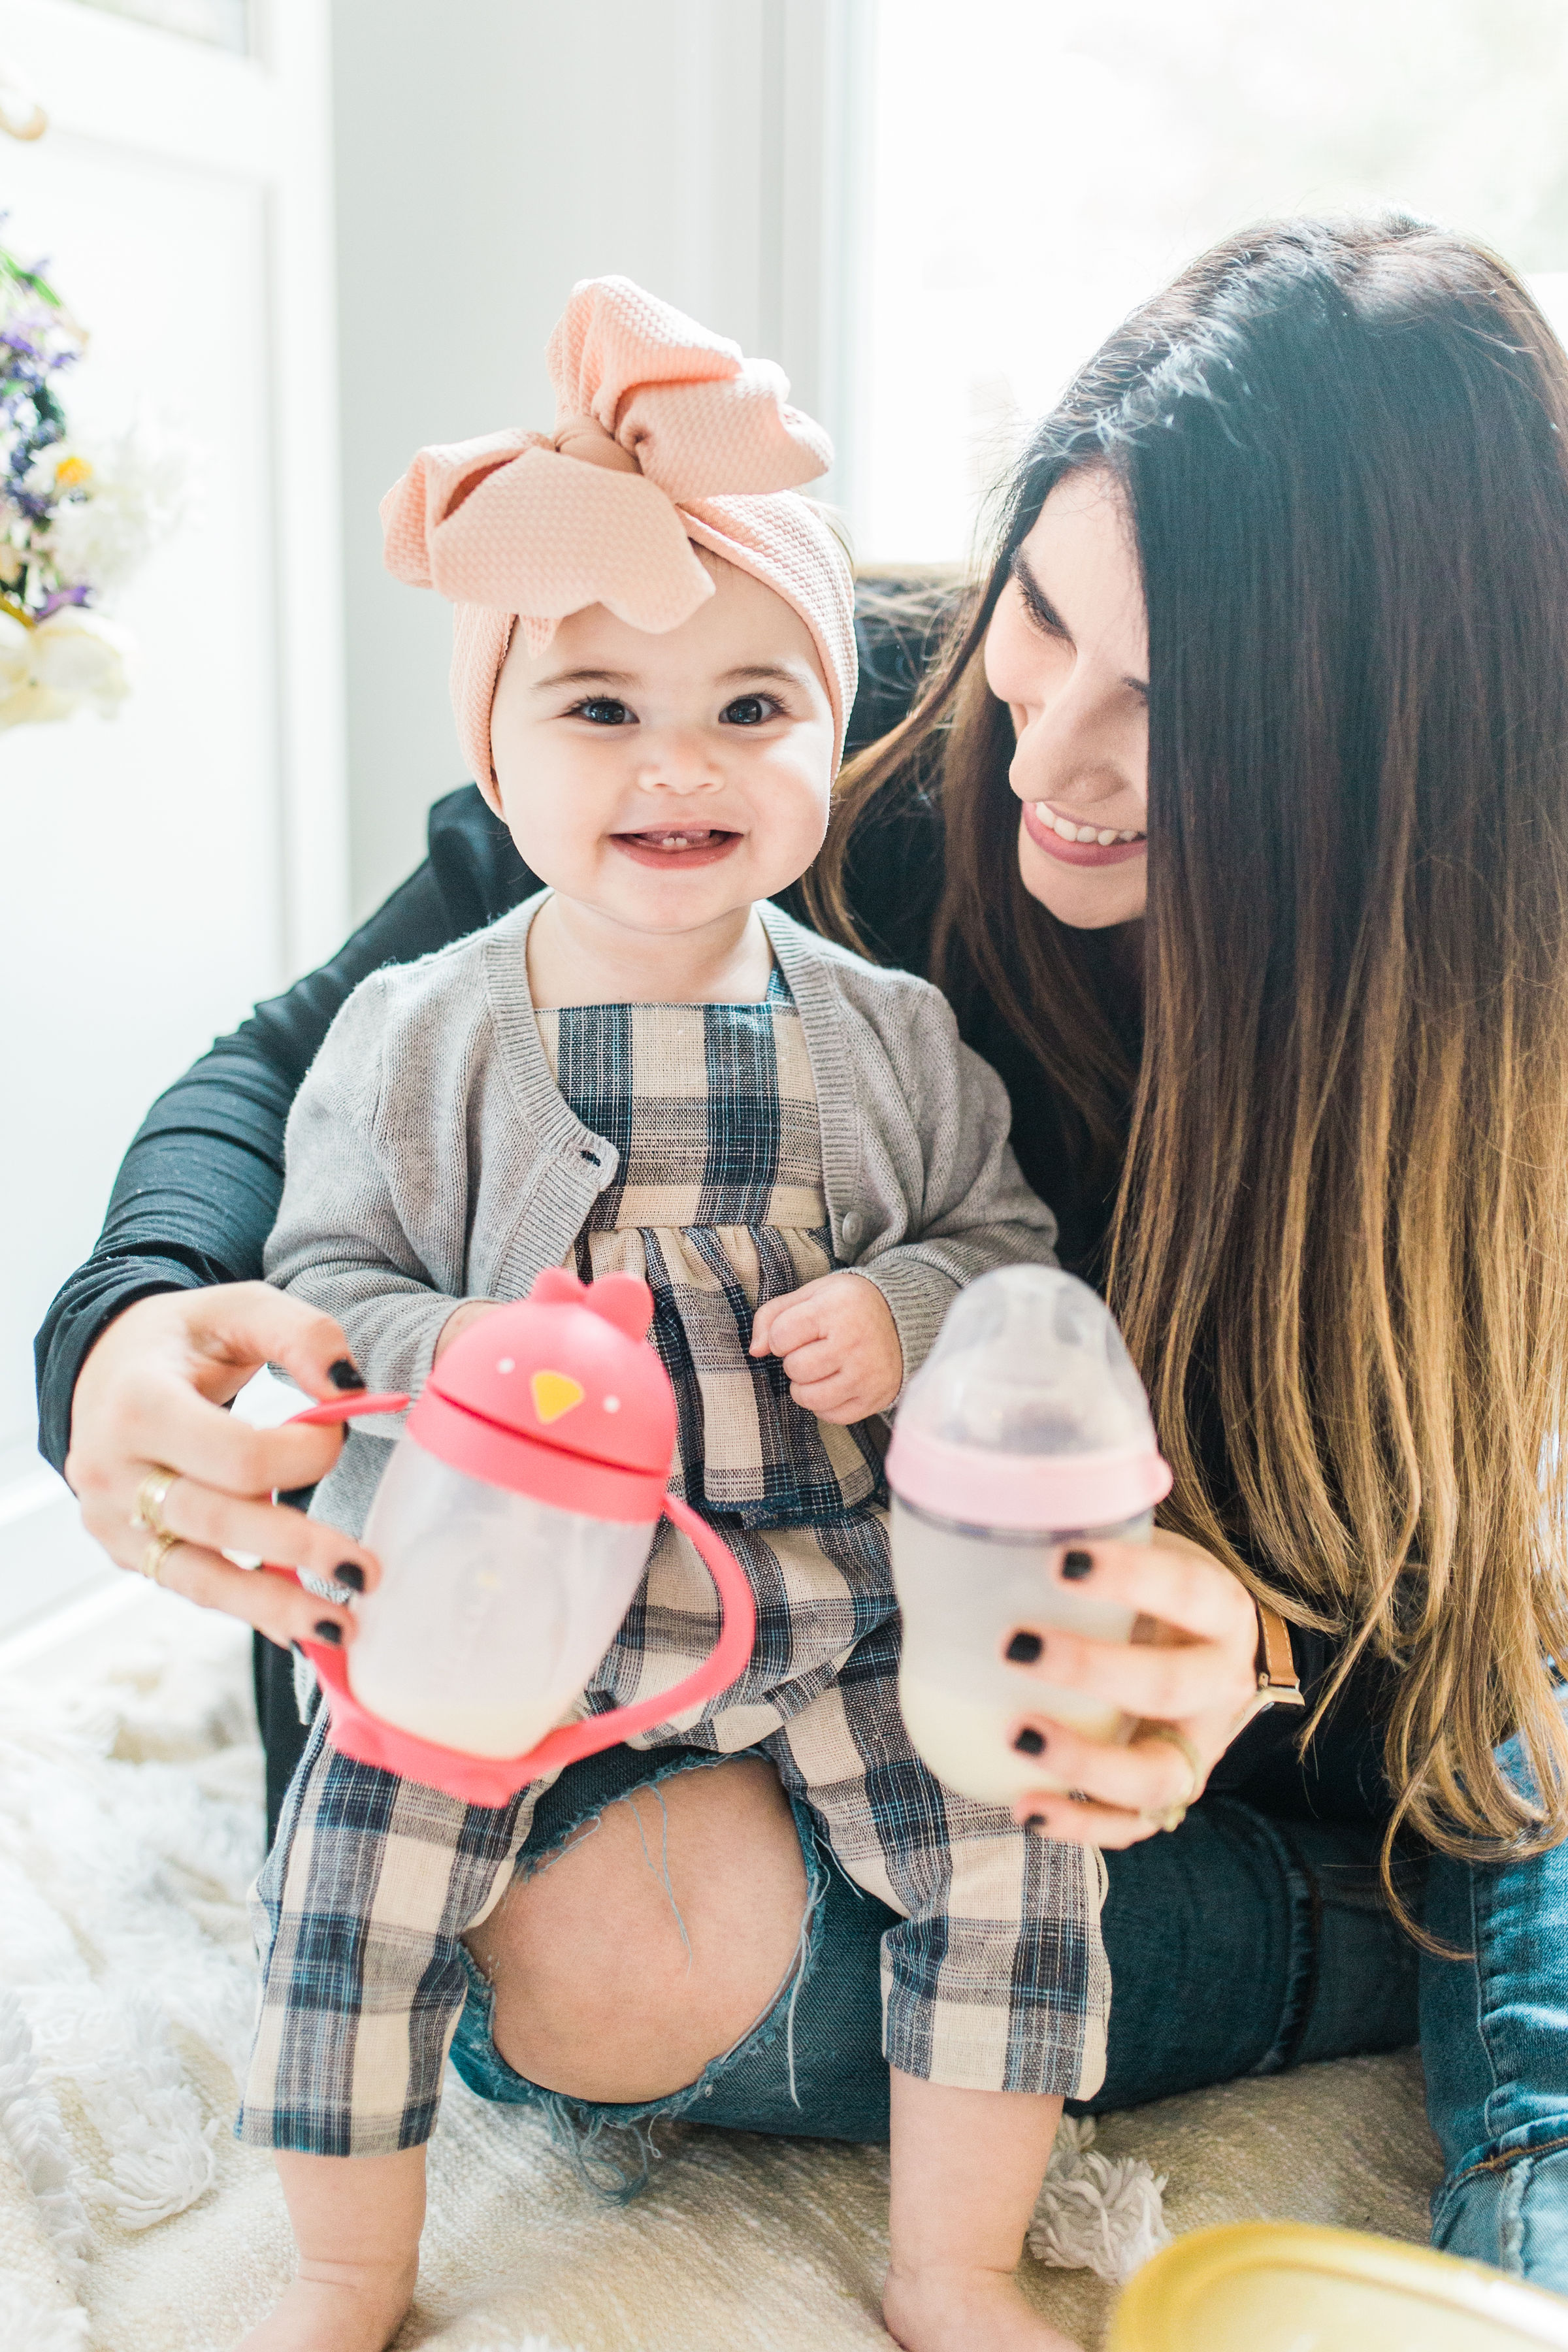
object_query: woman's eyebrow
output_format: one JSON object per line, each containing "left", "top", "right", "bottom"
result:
{"left": 1011, "top": 550, "right": 1149, "bottom": 694}
{"left": 1011, "top": 551, "right": 1070, "bottom": 638}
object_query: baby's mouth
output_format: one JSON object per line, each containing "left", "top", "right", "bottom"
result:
{"left": 615, "top": 826, "right": 737, "bottom": 851}
{"left": 610, "top": 825, "right": 743, "bottom": 868}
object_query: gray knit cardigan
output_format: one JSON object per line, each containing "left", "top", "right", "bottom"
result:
{"left": 265, "top": 893, "right": 1058, "bottom": 1535}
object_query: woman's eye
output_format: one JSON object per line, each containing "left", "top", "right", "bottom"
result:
{"left": 574, "top": 698, "right": 633, "bottom": 725}
{"left": 720, "top": 694, "right": 779, "bottom": 726}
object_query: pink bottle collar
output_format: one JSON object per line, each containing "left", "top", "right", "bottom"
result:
{"left": 886, "top": 1425, "right": 1172, "bottom": 1533}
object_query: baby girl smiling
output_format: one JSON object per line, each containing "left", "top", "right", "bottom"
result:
{"left": 242, "top": 278, "right": 1088, "bottom": 2352}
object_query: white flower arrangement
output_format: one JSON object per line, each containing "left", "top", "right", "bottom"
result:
{"left": 0, "top": 229, "right": 186, "bottom": 734}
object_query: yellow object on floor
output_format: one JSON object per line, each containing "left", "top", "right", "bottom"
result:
{"left": 1110, "top": 2221, "right": 1568, "bottom": 2349}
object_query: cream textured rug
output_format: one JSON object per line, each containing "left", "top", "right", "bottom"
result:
{"left": 0, "top": 1581, "right": 1443, "bottom": 2352}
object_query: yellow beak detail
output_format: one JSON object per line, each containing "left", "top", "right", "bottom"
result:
{"left": 531, "top": 1369, "right": 585, "bottom": 1424}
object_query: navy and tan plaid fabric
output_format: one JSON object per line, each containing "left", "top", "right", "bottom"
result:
{"left": 240, "top": 985, "right": 1107, "bottom": 2154}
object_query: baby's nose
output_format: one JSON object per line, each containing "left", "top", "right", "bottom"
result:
{"left": 634, "top": 729, "right": 724, "bottom": 791}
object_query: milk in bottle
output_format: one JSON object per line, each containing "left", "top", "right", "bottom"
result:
{"left": 886, "top": 1265, "right": 1171, "bottom": 1806}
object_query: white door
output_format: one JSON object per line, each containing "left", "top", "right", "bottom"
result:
{"left": 0, "top": 0, "right": 344, "bottom": 1635}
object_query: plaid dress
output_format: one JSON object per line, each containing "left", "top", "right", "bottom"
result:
{"left": 240, "top": 976, "right": 1108, "bottom": 2155}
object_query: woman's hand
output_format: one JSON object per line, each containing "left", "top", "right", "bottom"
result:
{"left": 66, "top": 1283, "right": 383, "bottom": 1651}
{"left": 1002, "top": 1530, "right": 1260, "bottom": 1849}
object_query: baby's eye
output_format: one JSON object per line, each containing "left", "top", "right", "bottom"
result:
{"left": 720, "top": 693, "right": 781, "bottom": 727}
{"left": 572, "top": 698, "right": 634, "bottom": 725}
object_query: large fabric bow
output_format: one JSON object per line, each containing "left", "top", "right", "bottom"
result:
{"left": 380, "top": 276, "right": 857, "bottom": 789}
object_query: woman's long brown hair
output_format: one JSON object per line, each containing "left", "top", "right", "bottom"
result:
{"left": 811, "top": 217, "right": 1568, "bottom": 1899}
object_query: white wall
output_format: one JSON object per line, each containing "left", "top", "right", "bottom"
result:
{"left": 0, "top": 0, "right": 344, "bottom": 1633}
{"left": 331, "top": 0, "right": 869, "bottom": 921}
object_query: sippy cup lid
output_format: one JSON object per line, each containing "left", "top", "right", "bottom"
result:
{"left": 885, "top": 1265, "right": 1172, "bottom": 1529}
{"left": 408, "top": 1268, "right": 676, "bottom": 1522}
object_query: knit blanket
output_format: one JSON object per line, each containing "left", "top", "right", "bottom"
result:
{"left": 0, "top": 1584, "right": 1441, "bottom": 2352}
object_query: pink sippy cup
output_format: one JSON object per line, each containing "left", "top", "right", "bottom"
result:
{"left": 885, "top": 1265, "right": 1171, "bottom": 1806}
{"left": 268, "top": 1267, "right": 755, "bottom": 1806}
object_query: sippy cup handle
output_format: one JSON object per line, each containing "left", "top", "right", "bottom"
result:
{"left": 262, "top": 1397, "right": 758, "bottom": 1807}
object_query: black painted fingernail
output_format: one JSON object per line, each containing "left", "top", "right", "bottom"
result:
{"left": 1024, "top": 1812, "right": 1047, "bottom": 1831}
{"left": 313, "top": 1618, "right": 344, "bottom": 1644}
{"left": 333, "top": 1562, "right": 365, "bottom": 1593}
{"left": 327, "top": 1359, "right": 367, "bottom": 1392}
{"left": 1062, "top": 1548, "right": 1093, "bottom": 1580}
{"left": 1005, "top": 1631, "right": 1043, "bottom": 1664}
{"left": 1013, "top": 1726, "right": 1046, "bottom": 1757}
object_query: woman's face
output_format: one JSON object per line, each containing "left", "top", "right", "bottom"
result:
{"left": 985, "top": 466, "right": 1150, "bottom": 930}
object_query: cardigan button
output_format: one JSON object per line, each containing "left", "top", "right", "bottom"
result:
{"left": 841, "top": 1211, "right": 862, "bottom": 1244}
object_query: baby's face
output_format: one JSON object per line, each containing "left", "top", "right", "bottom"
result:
{"left": 488, "top": 552, "right": 836, "bottom": 938}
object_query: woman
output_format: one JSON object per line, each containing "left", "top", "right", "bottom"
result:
{"left": 40, "top": 214, "right": 1568, "bottom": 2327}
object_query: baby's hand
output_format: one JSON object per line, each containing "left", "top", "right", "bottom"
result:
{"left": 749, "top": 1271, "right": 903, "bottom": 1424}
{"left": 433, "top": 1299, "right": 500, "bottom": 1362}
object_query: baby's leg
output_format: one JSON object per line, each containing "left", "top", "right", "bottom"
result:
{"left": 238, "top": 2148, "right": 425, "bottom": 2352}
{"left": 884, "top": 2074, "right": 1078, "bottom": 2352}
{"left": 236, "top": 1718, "right": 530, "bottom": 2349}
{"left": 768, "top": 1656, "right": 1103, "bottom": 2351}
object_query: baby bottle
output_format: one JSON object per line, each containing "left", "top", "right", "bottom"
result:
{"left": 270, "top": 1267, "right": 755, "bottom": 1806}
{"left": 886, "top": 1265, "right": 1171, "bottom": 1806}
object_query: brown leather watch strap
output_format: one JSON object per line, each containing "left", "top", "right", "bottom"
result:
{"left": 1252, "top": 1597, "right": 1306, "bottom": 1709}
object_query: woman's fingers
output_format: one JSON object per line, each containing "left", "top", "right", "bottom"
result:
{"left": 1004, "top": 1714, "right": 1203, "bottom": 1817}
{"left": 152, "top": 1543, "right": 357, "bottom": 1650}
{"left": 67, "top": 1285, "right": 357, "bottom": 1506}
{"left": 1002, "top": 1619, "right": 1245, "bottom": 1720}
{"left": 1011, "top": 1791, "right": 1165, "bottom": 1852}
{"left": 1024, "top": 1533, "right": 1257, "bottom": 1648}
{"left": 140, "top": 1476, "right": 380, "bottom": 1592}
{"left": 106, "top": 1374, "right": 348, "bottom": 1503}
{"left": 63, "top": 1284, "right": 384, "bottom": 1638}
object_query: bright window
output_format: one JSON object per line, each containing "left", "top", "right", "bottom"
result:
{"left": 854, "top": 0, "right": 1568, "bottom": 563}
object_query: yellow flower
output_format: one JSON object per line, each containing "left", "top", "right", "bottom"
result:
{"left": 54, "top": 453, "right": 93, "bottom": 492}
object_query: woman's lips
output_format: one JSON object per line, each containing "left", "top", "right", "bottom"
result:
{"left": 610, "top": 826, "right": 742, "bottom": 870}
{"left": 1021, "top": 800, "right": 1147, "bottom": 868}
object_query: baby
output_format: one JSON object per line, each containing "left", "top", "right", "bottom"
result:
{"left": 241, "top": 280, "right": 1096, "bottom": 2352}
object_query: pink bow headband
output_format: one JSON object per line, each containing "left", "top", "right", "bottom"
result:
{"left": 380, "top": 276, "right": 858, "bottom": 793}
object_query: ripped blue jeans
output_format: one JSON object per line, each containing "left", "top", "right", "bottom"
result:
{"left": 447, "top": 1740, "right": 1423, "bottom": 2200}
{"left": 448, "top": 1740, "right": 890, "bottom": 2193}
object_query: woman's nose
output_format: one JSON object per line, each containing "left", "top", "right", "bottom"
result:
{"left": 1010, "top": 685, "right": 1141, "bottom": 810}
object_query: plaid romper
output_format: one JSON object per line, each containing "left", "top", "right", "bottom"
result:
{"left": 240, "top": 973, "right": 1108, "bottom": 2155}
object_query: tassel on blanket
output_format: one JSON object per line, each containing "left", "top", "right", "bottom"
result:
{"left": 0, "top": 2281, "right": 90, "bottom": 2352}
{"left": 0, "top": 1989, "right": 92, "bottom": 2279}
{"left": 1027, "top": 2113, "right": 1171, "bottom": 2287}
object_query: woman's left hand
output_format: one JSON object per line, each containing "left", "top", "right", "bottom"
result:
{"left": 1004, "top": 1530, "right": 1262, "bottom": 1848}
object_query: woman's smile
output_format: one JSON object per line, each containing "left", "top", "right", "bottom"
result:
{"left": 1021, "top": 798, "right": 1147, "bottom": 868}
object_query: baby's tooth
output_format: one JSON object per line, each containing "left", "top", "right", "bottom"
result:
{"left": 1053, "top": 812, "right": 1077, "bottom": 840}
{"left": 1097, "top": 829, "right": 1117, "bottom": 846}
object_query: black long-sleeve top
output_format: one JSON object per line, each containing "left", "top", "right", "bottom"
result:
{"left": 34, "top": 598, "right": 1390, "bottom": 1829}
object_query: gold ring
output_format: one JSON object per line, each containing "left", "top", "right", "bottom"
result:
{"left": 1139, "top": 1723, "right": 1204, "bottom": 1833}
{"left": 131, "top": 1464, "right": 180, "bottom": 1538}
{"left": 139, "top": 1530, "right": 182, "bottom": 1586}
